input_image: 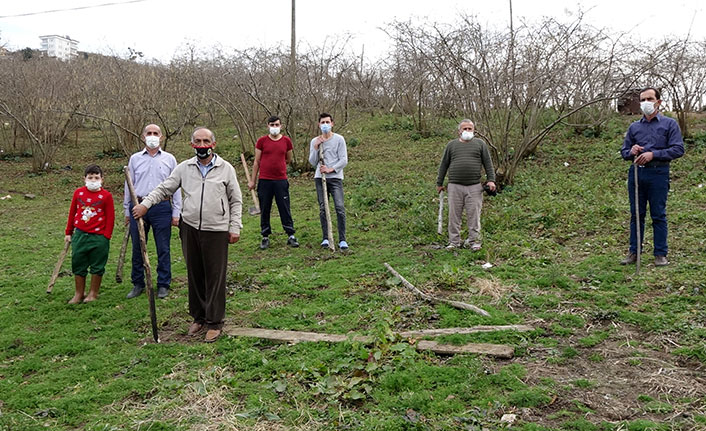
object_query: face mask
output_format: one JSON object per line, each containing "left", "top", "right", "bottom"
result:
{"left": 194, "top": 147, "right": 213, "bottom": 159}
{"left": 320, "top": 123, "right": 332, "bottom": 133}
{"left": 461, "top": 131, "right": 474, "bottom": 141}
{"left": 145, "top": 135, "right": 160, "bottom": 149}
{"left": 269, "top": 127, "right": 281, "bottom": 136}
{"left": 85, "top": 180, "right": 102, "bottom": 192}
{"left": 640, "top": 101, "right": 656, "bottom": 116}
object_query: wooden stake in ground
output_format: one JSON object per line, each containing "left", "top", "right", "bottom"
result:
{"left": 437, "top": 191, "right": 444, "bottom": 235}
{"left": 318, "top": 142, "right": 335, "bottom": 251}
{"left": 384, "top": 262, "right": 490, "bottom": 317}
{"left": 240, "top": 154, "right": 261, "bottom": 216}
{"left": 125, "top": 167, "right": 159, "bottom": 343}
{"left": 633, "top": 162, "right": 641, "bottom": 274}
{"left": 47, "top": 240, "right": 70, "bottom": 293}
{"left": 115, "top": 228, "right": 130, "bottom": 284}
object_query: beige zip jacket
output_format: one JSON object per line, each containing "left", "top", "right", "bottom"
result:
{"left": 141, "top": 155, "right": 243, "bottom": 234}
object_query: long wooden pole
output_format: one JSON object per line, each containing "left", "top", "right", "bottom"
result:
{"left": 115, "top": 227, "right": 130, "bottom": 283}
{"left": 47, "top": 240, "right": 70, "bottom": 293}
{"left": 634, "top": 163, "right": 641, "bottom": 274}
{"left": 124, "top": 167, "right": 159, "bottom": 343}
{"left": 318, "top": 143, "right": 335, "bottom": 251}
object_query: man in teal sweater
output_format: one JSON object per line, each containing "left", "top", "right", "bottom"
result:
{"left": 436, "top": 119, "right": 496, "bottom": 250}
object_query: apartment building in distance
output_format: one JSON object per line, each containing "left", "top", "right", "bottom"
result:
{"left": 39, "top": 35, "right": 79, "bottom": 61}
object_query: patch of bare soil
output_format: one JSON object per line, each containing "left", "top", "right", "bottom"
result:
{"left": 504, "top": 323, "right": 706, "bottom": 428}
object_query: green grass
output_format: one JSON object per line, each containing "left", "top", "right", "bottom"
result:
{"left": 1, "top": 112, "right": 705, "bottom": 430}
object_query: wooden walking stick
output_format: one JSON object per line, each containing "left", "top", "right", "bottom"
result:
{"left": 633, "top": 163, "right": 641, "bottom": 274}
{"left": 125, "top": 167, "right": 160, "bottom": 343}
{"left": 115, "top": 228, "right": 130, "bottom": 283}
{"left": 318, "top": 142, "right": 335, "bottom": 251}
{"left": 437, "top": 191, "right": 444, "bottom": 235}
{"left": 47, "top": 240, "right": 70, "bottom": 293}
{"left": 240, "top": 154, "right": 261, "bottom": 216}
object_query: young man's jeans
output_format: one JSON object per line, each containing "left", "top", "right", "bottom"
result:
{"left": 447, "top": 182, "right": 483, "bottom": 246}
{"left": 627, "top": 164, "right": 669, "bottom": 256}
{"left": 129, "top": 200, "right": 172, "bottom": 289}
{"left": 257, "top": 179, "right": 295, "bottom": 237}
{"left": 315, "top": 178, "right": 346, "bottom": 242}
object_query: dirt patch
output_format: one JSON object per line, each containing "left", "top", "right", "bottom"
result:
{"left": 505, "top": 323, "right": 706, "bottom": 428}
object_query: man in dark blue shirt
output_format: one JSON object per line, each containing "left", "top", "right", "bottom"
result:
{"left": 620, "top": 87, "right": 684, "bottom": 266}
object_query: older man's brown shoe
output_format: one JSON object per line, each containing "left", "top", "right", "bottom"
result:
{"left": 204, "top": 329, "right": 221, "bottom": 343}
{"left": 187, "top": 322, "right": 203, "bottom": 336}
{"left": 620, "top": 253, "right": 637, "bottom": 265}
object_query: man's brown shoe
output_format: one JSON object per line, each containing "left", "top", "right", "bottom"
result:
{"left": 655, "top": 256, "right": 669, "bottom": 266}
{"left": 187, "top": 322, "right": 203, "bottom": 336}
{"left": 204, "top": 329, "right": 221, "bottom": 343}
{"left": 620, "top": 253, "right": 637, "bottom": 265}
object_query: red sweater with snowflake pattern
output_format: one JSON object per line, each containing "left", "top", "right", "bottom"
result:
{"left": 65, "top": 186, "right": 115, "bottom": 239}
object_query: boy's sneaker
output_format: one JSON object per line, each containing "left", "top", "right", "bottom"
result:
{"left": 339, "top": 240, "right": 349, "bottom": 250}
{"left": 260, "top": 237, "right": 270, "bottom": 250}
{"left": 445, "top": 243, "right": 460, "bottom": 250}
{"left": 320, "top": 239, "right": 330, "bottom": 248}
{"left": 287, "top": 235, "right": 300, "bottom": 248}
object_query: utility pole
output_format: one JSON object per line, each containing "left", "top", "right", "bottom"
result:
{"left": 290, "top": 0, "right": 298, "bottom": 167}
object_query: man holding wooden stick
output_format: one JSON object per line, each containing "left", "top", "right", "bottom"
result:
{"left": 123, "top": 124, "right": 181, "bottom": 300}
{"left": 620, "top": 87, "right": 684, "bottom": 267}
{"left": 309, "top": 113, "right": 349, "bottom": 250}
{"left": 249, "top": 115, "right": 299, "bottom": 250}
{"left": 436, "top": 119, "right": 496, "bottom": 251}
{"left": 132, "top": 127, "right": 242, "bottom": 343}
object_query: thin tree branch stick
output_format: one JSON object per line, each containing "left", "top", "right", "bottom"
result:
{"left": 47, "top": 240, "right": 70, "bottom": 293}
{"left": 319, "top": 143, "right": 335, "bottom": 251}
{"left": 125, "top": 167, "right": 159, "bottom": 343}
{"left": 115, "top": 228, "right": 130, "bottom": 283}
{"left": 240, "top": 154, "right": 261, "bottom": 215}
{"left": 634, "top": 163, "right": 641, "bottom": 274}
{"left": 384, "top": 263, "right": 491, "bottom": 317}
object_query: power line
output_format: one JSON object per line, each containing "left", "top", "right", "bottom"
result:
{"left": 0, "top": 0, "right": 148, "bottom": 19}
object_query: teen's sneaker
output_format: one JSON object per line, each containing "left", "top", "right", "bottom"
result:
{"left": 260, "top": 237, "right": 270, "bottom": 250}
{"left": 445, "top": 243, "right": 460, "bottom": 250}
{"left": 287, "top": 235, "right": 300, "bottom": 248}
{"left": 339, "top": 241, "right": 349, "bottom": 250}
{"left": 320, "top": 239, "right": 330, "bottom": 248}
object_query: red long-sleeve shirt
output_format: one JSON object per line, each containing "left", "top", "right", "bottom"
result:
{"left": 65, "top": 186, "right": 115, "bottom": 240}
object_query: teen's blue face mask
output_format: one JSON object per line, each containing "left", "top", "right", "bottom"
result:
{"left": 320, "top": 123, "right": 332, "bottom": 133}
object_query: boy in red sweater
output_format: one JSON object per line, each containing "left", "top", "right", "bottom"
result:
{"left": 65, "top": 165, "right": 115, "bottom": 303}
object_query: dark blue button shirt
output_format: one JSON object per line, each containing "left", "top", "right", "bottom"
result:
{"left": 621, "top": 114, "right": 684, "bottom": 161}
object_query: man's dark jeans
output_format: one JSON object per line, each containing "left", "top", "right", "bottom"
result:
{"left": 627, "top": 164, "right": 669, "bottom": 256}
{"left": 315, "top": 178, "right": 346, "bottom": 243}
{"left": 257, "top": 179, "right": 295, "bottom": 237}
{"left": 129, "top": 200, "right": 172, "bottom": 289}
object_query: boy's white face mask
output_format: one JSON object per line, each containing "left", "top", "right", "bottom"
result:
{"left": 85, "top": 180, "right": 102, "bottom": 191}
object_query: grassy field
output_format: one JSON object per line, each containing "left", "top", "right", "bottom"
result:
{"left": 0, "top": 113, "right": 705, "bottom": 430}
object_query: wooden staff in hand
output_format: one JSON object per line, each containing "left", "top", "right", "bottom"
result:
{"left": 240, "top": 154, "right": 261, "bottom": 216}
{"left": 437, "top": 191, "right": 444, "bottom": 235}
{"left": 47, "top": 240, "right": 70, "bottom": 293}
{"left": 124, "top": 167, "right": 159, "bottom": 343}
{"left": 115, "top": 228, "right": 130, "bottom": 283}
{"left": 633, "top": 162, "right": 641, "bottom": 274}
{"left": 318, "top": 142, "right": 335, "bottom": 251}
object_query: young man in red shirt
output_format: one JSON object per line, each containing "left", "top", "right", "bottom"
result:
{"left": 249, "top": 116, "right": 299, "bottom": 249}
{"left": 65, "top": 164, "right": 115, "bottom": 303}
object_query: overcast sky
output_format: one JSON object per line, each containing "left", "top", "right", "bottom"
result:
{"left": 1, "top": 0, "right": 704, "bottom": 62}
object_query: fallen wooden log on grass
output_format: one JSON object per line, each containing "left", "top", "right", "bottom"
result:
{"left": 224, "top": 326, "right": 516, "bottom": 359}
{"left": 384, "top": 262, "right": 491, "bottom": 317}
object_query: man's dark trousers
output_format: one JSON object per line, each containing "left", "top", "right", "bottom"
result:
{"left": 627, "top": 164, "right": 669, "bottom": 256}
{"left": 257, "top": 179, "right": 295, "bottom": 237}
{"left": 129, "top": 200, "right": 172, "bottom": 290}
{"left": 179, "top": 221, "right": 229, "bottom": 330}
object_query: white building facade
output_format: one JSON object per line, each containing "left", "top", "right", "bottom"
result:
{"left": 39, "top": 35, "right": 78, "bottom": 61}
